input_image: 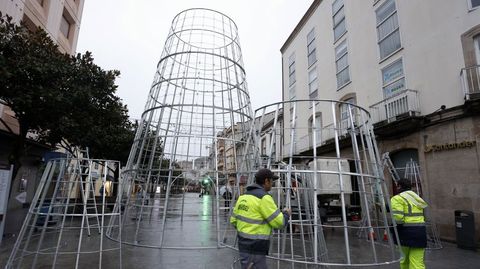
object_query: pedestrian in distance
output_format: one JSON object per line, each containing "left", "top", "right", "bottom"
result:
{"left": 221, "top": 185, "right": 233, "bottom": 209}
{"left": 230, "top": 168, "right": 291, "bottom": 269}
{"left": 391, "top": 178, "right": 428, "bottom": 269}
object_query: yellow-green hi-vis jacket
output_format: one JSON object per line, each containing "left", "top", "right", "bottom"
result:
{"left": 391, "top": 190, "right": 428, "bottom": 247}
{"left": 391, "top": 190, "right": 427, "bottom": 225}
{"left": 230, "top": 184, "right": 288, "bottom": 254}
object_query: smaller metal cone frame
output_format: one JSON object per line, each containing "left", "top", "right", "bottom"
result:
{"left": 222, "top": 100, "right": 403, "bottom": 267}
{"left": 6, "top": 158, "right": 122, "bottom": 269}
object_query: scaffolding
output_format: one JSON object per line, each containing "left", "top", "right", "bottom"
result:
{"left": 106, "top": 8, "right": 257, "bottom": 249}
{"left": 6, "top": 157, "right": 122, "bottom": 269}
{"left": 223, "top": 100, "right": 402, "bottom": 267}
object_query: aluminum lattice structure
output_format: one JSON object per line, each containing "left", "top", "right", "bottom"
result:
{"left": 6, "top": 157, "right": 122, "bottom": 269}
{"left": 106, "top": 8, "right": 257, "bottom": 249}
{"left": 224, "top": 100, "right": 402, "bottom": 268}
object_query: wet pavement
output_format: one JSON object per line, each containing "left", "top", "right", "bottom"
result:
{"left": 0, "top": 193, "right": 479, "bottom": 268}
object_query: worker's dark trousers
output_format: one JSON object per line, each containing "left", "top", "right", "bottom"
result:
{"left": 239, "top": 252, "right": 267, "bottom": 269}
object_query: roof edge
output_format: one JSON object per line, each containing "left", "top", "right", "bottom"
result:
{"left": 280, "top": 0, "right": 322, "bottom": 53}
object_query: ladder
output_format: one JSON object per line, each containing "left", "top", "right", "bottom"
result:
{"left": 403, "top": 159, "right": 443, "bottom": 249}
{"left": 404, "top": 159, "right": 422, "bottom": 196}
{"left": 382, "top": 152, "right": 400, "bottom": 182}
{"left": 78, "top": 149, "right": 101, "bottom": 236}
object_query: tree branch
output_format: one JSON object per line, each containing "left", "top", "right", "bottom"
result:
{"left": 59, "top": 139, "right": 75, "bottom": 157}
{"left": 0, "top": 117, "right": 15, "bottom": 134}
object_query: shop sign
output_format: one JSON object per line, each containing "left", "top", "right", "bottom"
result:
{"left": 424, "top": 140, "right": 477, "bottom": 153}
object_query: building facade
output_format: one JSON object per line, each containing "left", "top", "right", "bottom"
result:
{"left": 0, "top": 0, "right": 84, "bottom": 54}
{"left": 281, "top": 0, "right": 480, "bottom": 242}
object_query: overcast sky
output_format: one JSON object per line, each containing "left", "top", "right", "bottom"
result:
{"left": 77, "top": 0, "right": 313, "bottom": 119}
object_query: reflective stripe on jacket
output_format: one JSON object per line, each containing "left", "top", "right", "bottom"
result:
{"left": 391, "top": 190, "right": 427, "bottom": 225}
{"left": 230, "top": 184, "right": 287, "bottom": 254}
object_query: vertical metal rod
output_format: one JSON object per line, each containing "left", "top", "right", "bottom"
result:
{"left": 31, "top": 159, "right": 66, "bottom": 269}
{"left": 118, "top": 162, "right": 123, "bottom": 269}
{"left": 52, "top": 160, "right": 77, "bottom": 268}
{"left": 331, "top": 102, "right": 351, "bottom": 264}
{"left": 311, "top": 100, "right": 319, "bottom": 263}
{"left": 7, "top": 161, "right": 53, "bottom": 268}
{"left": 347, "top": 104, "right": 378, "bottom": 262}
{"left": 159, "top": 171, "right": 174, "bottom": 247}
{"left": 362, "top": 112, "right": 399, "bottom": 258}
{"left": 282, "top": 101, "right": 296, "bottom": 261}
{"left": 75, "top": 160, "right": 89, "bottom": 269}
{"left": 99, "top": 163, "right": 107, "bottom": 269}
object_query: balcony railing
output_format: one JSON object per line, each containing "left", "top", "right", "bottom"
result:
{"left": 294, "top": 134, "right": 311, "bottom": 154}
{"left": 284, "top": 124, "right": 346, "bottom": 155}
{"left": 461, "top": 65, "right": 480, "bottom": 100}
{"left": 369, "top": 89, "right": 420, "bottom": 124}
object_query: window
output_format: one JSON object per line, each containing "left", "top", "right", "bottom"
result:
{"left": 474, "top": 35, "right": 480, "bottom": 64}
{"left": 289, "top": 106, "right": 297, "bottom": 127}
{"left": 288, "top": 53, "right": 296, "bottom": 86}
{"left": 289, "top": 86, "right": 296, "bottom": 100}
{"left": 22, "top": 14, "right": 38, "bottom": 32}
{"left": 382, "top": 58, "right": 405, "bottom": 97}
{"left": 335, "top": 40, "right": 350, "bottom": 88}
{"left": 308, "top": 68, "right": 318, "bottom": 99}
{"left": 261, "top": 138, "right": 267, "bottom": 155}
{"left": 307, "top": 28, "right": 317, "bottom": 66}
{"left": 271, "top": 133, "right": 276, "bottom": 158}
{"left": 376, "top": 0, "right": 401, "bottom": 60}
{"left": 469, "top": 0, "right": 480, "bottom": 9}
{"left": 60, "top": 13, "right": 71, "bottom": 38}
{"left": 340, "top": 98, "right": 356, "bottom": 131}
{"left": 332, "top": 0, "right": 346, "bottom": 41}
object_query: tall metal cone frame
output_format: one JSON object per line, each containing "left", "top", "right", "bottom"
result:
{"left": 106, "top": 8, "right": 257, "bottom": 249}
{"left": 6, "top": 158, "right": 122, "bottom": 269}
{"left": 223, "top": 100, "right": 403, "bottom": 267}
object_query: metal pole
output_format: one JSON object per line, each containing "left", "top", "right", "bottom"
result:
{"left": 331, "top": 101, "right": 351, "bottom": 264}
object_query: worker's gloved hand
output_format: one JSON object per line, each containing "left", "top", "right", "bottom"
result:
{"left": 282, "top": 208, "right": 292, "bottom": 217}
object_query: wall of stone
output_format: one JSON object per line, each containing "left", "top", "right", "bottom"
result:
{"left": 378, "top": 115, "right": 480, "bottom": 243}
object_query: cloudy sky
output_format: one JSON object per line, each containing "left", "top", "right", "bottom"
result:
{"left": 77, "top": 0, "right": 313, "bottom": 119}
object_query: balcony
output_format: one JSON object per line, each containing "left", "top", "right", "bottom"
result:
{"left": 461, "top": 65, "right": 480, "bottom": 101}
{"left": 369, "top": 89, "right": 422, "bottom": 138}
{"left": 294, "top": 134, "right": 311, "bottom": 154}
{"left": 369, "top": 89, "right": 420, "bottom": 124}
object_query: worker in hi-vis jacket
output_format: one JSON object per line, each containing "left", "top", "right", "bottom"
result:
{"left": 391, "top": 178, "right": 428, "bottom": 269}
{"left": 230, "top": 168, "right": 291, "bottom": 269}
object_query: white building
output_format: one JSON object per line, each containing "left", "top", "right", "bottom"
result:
{"left": 281, "top": 0, "right": 480, "bottom": 242}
